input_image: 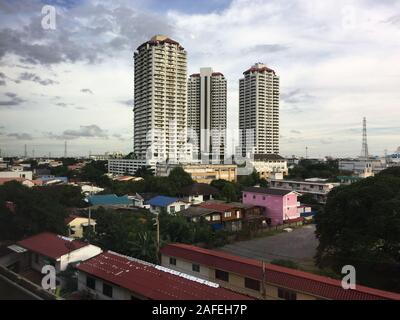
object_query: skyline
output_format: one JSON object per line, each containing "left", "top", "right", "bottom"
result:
{"left": 0, "top": 0, "right": 400, "bottom": 157}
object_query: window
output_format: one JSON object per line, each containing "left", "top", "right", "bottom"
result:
{"left": 169, "top": 257, "right": 176, "bottom": 265}
{"left": 86, "top": 276, "right": 95, "bottom": 290}
{"left": 244, "top": 194, "right": 247, "bottom": 198}
{"left": 180, "top": 205, "right": 185, "bottom": 211}
{"left": 215, "top": 269, "right": 229, "bottom": 282}
{"left": 192, "top": 264, "right": 200, "bottom": 272}
{"left": 212, "top": 214, "right": 220, "bottom": 221}
{"left": 170, "top": 206, "right": 175, "bottom": 213}
{"left": 224, "top": 212, "right": 231, "bottom": 218}
{"left": 245, "top": 278, "right": 260, "bottom": 291}
{"left": 253, "top": 195, "right": 256, "bottom": 199}
{"left": 278, "top": 288, "right": 297, "bottom": 300}
{"left": 103, "top": 283, "right": 113, "bottom": 297}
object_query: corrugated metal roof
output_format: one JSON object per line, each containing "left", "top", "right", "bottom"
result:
{"left": 87, "top": 194, "right": 131, "bottom": 206}
{"left": 147, "top": 196, "right": 179, "bottom": 207}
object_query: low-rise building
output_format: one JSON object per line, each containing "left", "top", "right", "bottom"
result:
{"left": 65, "top": 215, "right": 96, "bottom": 239}
{"left": 178, "top": 183, "right": 219, "bottom": 204}
{"left": 243, "top": 187, "right": 300, "bottom": 225}
{"left": 16, "top": 232, "right": 102, "bottom": 273}
{"left": 338, "top": 158, "right": 387, "bottom": 174}
{"left": 156, "top": 163, "right": 237, "bottom": 184}
{"left": 76, "top": 251, "right": 253, "bottom": 300}
{"left": 147, "top": 196, "right": 190, "bottom": 214}
{"left": 108, "top": 159, "right": 157, "bottom": 175}
{"left": 0, "top": 170, "right": 33, "bottom": 180}
{"left": 268, "top": 178, "right": 339, "bottom": 203}
{"left": 249, "top": 154, "right": 288, "bottom": 179}
{"left": 160, "top": 243, "right": 400, "bottom": 300}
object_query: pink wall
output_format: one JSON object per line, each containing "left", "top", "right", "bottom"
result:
{"left": 243, "top": 191, "right": 299, "bottom": 225}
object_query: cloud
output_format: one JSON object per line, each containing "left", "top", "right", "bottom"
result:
{"left": 0, "top": 92, "right": 25, "bottom": 107}
{"left": 281, "top": 89, "right": 315, "bottom": 104}
{"left": 81, "top": 88, "right": 93, "bottom": 94}
{"left": 47, "top": 125, "right": 109, "bottom": 140}
{"left": 7, "top": 133, "right": 33, "bottom": 140}
{"left": 0, "top": 80, "right": 5, "bottom": 86}
{"left": 290, "top": 130, "right": 302, "bottom": 134}
{"left": 119, "top": 98, "right": 133, "bottom": 107}
{"left": 55, "top": 102, "right": 74, "bottom": 108}
{"left": 112, "top": 133, "right": 127, "bottom": 141}
{"left": 242, "top": 44, "right": 289, "bottom": 54}
{"left": 18, "top": 72, "right": 59, "bottom": 86}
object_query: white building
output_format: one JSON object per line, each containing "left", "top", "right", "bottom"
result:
{"left": 108, "top": 158, "right": 157, "bottom": 175}
{"left": 16, "top": 232, "right": 102, "bottom": 273}
{"left": 188, "top": 68, "right": 227, "bottom": 162}
{"left": 0, "top": 170, "right": 33, "bottom": 180}
{"left": 249, "top": 154, "right": 288, "bottom": 179}
{"left": 239, "top": 63, "right": 280, "bottom": 156}
{"left": 133, "top": 35, "right": 187, "bottom": 163}
{"left": 338, "top": 158, "right": 387, "bottom": 174}
{"left": 269, "top": 178, "right": 340, "bottom": 203}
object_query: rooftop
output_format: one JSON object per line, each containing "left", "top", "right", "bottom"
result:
{"left": 243, "top": 187, "right": 293, "bottom": 196}
{"left": 17, "top": 232, "right": 89, "bottom": 259}
{"left": 161, "top": 243, "right": 400, "bottom": 300}
{"left": 179, "top": 183, "right": 219, "bottom": 196}
{"left": 76, "top": 251, "right": 253, "bottom": 300}
{"left": 253, "top": 154, "right": 285, "bottom": 161}
{"left": 147, "top": 195, "right": 180, "bottom": 207}
{"left": 87, "top": 194, "right": 131, "bottom": 206}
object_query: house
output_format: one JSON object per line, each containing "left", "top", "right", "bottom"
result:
{"left": 112, "top": 175, "right": 143, "bottom": 182}
{"left": 65, "top": 215, "right": 96, "bottom": 238}
{"left": 87, "top": 194, "right": 132, "bottom": 208}
{"left": 0, "top": 170, "right": 33, "bottom": 180}
{"left": 75, "top": 251, "right": 253, "bottom": 300}
{"left": 16, "top": 232, "right": 102, "bottom": 273}
{"left": 181, "top": 200, "right": 264, "bottom": 231}
{"left": 80, "top": 184, "right": 104, "bottom": 195}
{"left": 128, "top": 192, "right": 156, "bottom": 208}
{"left": 160, "top": 243, "right": 400, "bottom": 300}
{"left": 178, "top": 183, "right": 219, "bottom": 204}
{"left": 268, "top": 178, "right": 339, "bottom": 203}
{"left": 243, "top": 187, "right": 300, "bottom": 226}
{"left": 146, "top": 196, "right": 190, "bottom": 214}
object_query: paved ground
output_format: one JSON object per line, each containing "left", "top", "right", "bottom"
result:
{"left": 219, "top": 224, "right": 318, "bottom": 270}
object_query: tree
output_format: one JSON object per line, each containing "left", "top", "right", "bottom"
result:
{"left": 168, "top": 167, "right": 193, "bottom": 190}
{"left": 134, "top": 166, "right": 154, "bottom": 178}
{"left": 220, "top": 183, "right": 239, "bottom": 202}
{"left": 315, "top": 174, "right": 400, "bottom": 291}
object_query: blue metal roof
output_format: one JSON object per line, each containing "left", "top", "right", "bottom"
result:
{"left": 147, "top": 196, "right": 179, "bottom": 207}
{"left": 87, "top": 194, "right": 131, "bottom": 206}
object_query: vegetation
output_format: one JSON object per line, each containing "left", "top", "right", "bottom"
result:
{"left": 315, "top": 167, "right": 400, "bottom": 292}
{"left": 0, "top": 181, "right": 69, "bottom": 240}
{"left": 288, "top": 159, "right": 352, "bottom": 181}
{"left": 270, "top": 259, "right": 300, "bottom": 270}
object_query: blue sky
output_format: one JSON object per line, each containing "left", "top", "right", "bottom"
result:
{"left": 0, "top": 0, "right": 399, "bottom": 157}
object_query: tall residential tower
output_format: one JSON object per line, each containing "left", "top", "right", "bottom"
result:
{"left": 239, "top": 63, "right": 280, "bottom": 156}
{"left": 187, "top": 68, "right": 227, "bottom": 162}
{"left": 133, "top": 35, "right": 187, "bottom": 162}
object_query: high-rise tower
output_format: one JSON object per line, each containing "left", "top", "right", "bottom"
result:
{"left": 360, "top": 117, "right": 369, "bottom": 159}
{"left": 187, "top": 67, "right": 227, "bottom": 162}
{"left": 239, "top": 63, "right": 280, "bottom": 157}
{"left": 133, "top": 35, "right": 187, "bottom": 162}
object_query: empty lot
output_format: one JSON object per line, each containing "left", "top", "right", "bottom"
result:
{"left": 219, "top": 224, "right": 318, "bottom": 270}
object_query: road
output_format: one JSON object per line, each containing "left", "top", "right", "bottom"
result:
{"left": 219, "top": 224, "right": 318, "bottom": 270}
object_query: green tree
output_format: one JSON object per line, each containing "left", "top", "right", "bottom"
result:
{"left": 315, "top": 175, "right": 400, "bottom": 291}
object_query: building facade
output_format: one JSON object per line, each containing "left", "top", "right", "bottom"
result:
{"left": 249, "top": 154, "right": 288, "bottom": 179}
{"left": 188, "top": 68, "right": 227, "bottom": 162}
{"left": 133, "top": 35, "right": 188, "bottom": 163}
{"left": 160, "top": 243, "right": 400, "bottom": 300}
{"left": 156, "top": 163, "right": 237, "bottom": 184}
{"left": 268, "top": 178, "right": 340, "bottom": 203}
{"left": 239, "top": 63, "right": 280, "bottom": 156}
{"left": 242, "top": 187, "right": 300, "bottom": 225}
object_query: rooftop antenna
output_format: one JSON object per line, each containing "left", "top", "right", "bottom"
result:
{"left": 360, "top": 117, "right": 369, "bottom": 160}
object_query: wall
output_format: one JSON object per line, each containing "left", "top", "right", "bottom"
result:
{"left": 243, "top": 192, "right": 285, "bottom": 225}
{"left": 0, "top": 171, "right": 33, "bottom": 180}
{"left": 68, "top": 217, "right": 96, "bottom": 239}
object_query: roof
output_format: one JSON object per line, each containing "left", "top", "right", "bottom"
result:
{"left": 147, "top": 195, "right": 180, "bottom": 207}
{"left": 87, "top": 194, "right": 131, "bottom": 206}
{"left": 180, "top": 206, "right": 217, "bottom": 218}
{"left": 65, "top": 215, "right": 79, "bottom": 225}
{"left": 179, "top": 183, "right": 219, "bottom": 196}
{"left": 243, "top": 187, "right": 292, "bottom": 196}
{"left": 199, "top": 201, "right": 238, "bottom": 212}
{"left": 137, "top": 35, "right": 184, "bottom": 51}
{"left": 76, "top": 251, "right": 253, "bottom": 300}
{"left": 244, "top": 65, "right": 276, "bottom": 75}
{"left": 253, "top": 154, "right": 285, "bottom": 161}
{"left": 17, "top": 232, "right": 89, "bottom": 259}
{"left": 161, "top": 243, "right": 400, "bottom": 300}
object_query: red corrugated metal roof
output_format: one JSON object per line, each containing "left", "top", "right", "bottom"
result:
{"left": 160, "top": 243, "right": 400, "bottom": 300}
{"left": 76, "top": 251, "right": 253, "bottom": 300}
{"left": 17, "top": 232, "right": 89, "bottom": 259}
{"left": 244, "top": 66, "right": 276, "bottom": 75}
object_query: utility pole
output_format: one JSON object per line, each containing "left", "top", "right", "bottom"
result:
{"left": 261, "top": 260, "right": 266, "bottom": 299}
{"left": 361, "top": 117, "right": 369, "bottom": 160}
{"left": 154, "top": 214, "right": 160, "bottom": 263}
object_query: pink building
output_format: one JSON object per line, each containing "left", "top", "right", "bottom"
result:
{"left": 242, "top": 187, "right": 300, "bottom": 225}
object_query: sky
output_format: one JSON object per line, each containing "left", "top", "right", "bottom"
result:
{"left": 0, "top": 0, "right": 399, "bottom": 158}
